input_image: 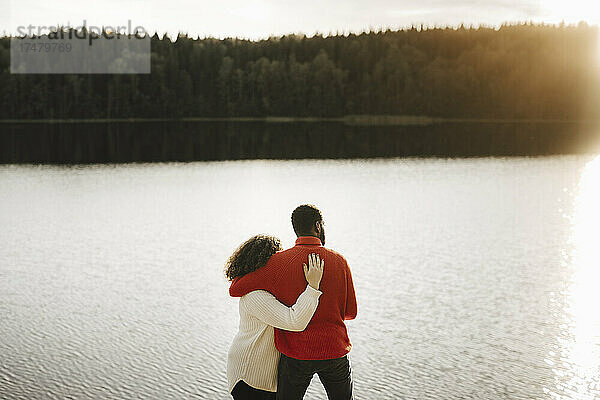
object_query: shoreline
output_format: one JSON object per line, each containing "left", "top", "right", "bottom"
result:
{"left": 0, "top": 116, "right": 597, "bottom": 126}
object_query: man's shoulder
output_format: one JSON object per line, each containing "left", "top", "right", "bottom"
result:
{"left": 322, "top": 247, "right": 348, "bottom": 265}
{"left": 266, "top": 246, "right": 302, "bottom": 264}
{"left": 267, "top": 245, "right": 348, "bottom": 266}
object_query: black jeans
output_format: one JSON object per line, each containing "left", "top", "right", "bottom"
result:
{"left": 276, "top": 354, "right": 353, "bottom": 400}
{"left": 231, "top": 380, "right": 276, "bottom": 400}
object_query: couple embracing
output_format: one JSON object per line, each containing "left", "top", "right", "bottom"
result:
{"left": 225, "top": 204, "right": 357, "bottom": 400}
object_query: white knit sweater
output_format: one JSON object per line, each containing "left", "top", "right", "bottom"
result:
{"left": 227, "top": 285, "right": 322, "bottom": 393}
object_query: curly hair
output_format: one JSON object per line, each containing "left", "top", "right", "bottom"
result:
{"left": 225, "top": 235, "right": 282, "bottom": 281}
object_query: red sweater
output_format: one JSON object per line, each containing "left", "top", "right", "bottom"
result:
{"left": 229, "top": 236, "right": 357, "bottom": 360}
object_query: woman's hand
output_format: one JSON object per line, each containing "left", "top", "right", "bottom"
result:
{"left": 303, "top": 253, "right": 324, "bottom": 290}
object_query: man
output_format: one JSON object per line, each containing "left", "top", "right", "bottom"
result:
{"left": 229, "top": 204, "right": 357, "bottom": 400}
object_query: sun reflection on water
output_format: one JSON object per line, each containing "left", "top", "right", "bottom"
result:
{"left": 554, "top": 155, "right": 600, "bottom": 399}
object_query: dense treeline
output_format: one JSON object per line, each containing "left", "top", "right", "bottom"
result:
{"left": 0, "top": 23, "right": 598, "bottom": 120}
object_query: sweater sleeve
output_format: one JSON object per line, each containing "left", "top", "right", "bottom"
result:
{"left": 229, "top": 261, "right": 274, "bottom": 297}
{"left": 344, "top": 262, "right": 358, "bottom": 320}
{"left": 241, "top": 285, "right": 322, "bottom": 332}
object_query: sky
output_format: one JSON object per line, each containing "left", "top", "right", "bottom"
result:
{"left": 2, "top": 0, "right": 599, "bottom": 39}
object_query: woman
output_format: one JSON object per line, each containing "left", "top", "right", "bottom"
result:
{"left": 225, "top": 235, "right": 324, "bottom": 399}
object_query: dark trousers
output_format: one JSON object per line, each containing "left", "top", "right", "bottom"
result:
{"left": 276, "top": 354, "right": 353, "bottom": 400}
{"left": 231, "top": 380, "right": 276, "bottom": 400}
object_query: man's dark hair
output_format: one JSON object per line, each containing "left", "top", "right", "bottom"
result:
{"left": 291, "top": 204, "right": 323, "bottom": 236}
{"left": 224, "top": 235, "right": 282, "bottom": 281}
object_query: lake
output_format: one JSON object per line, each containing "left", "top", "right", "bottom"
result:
{"left": 1, "top": 156, "right": 600, "bottom": 399}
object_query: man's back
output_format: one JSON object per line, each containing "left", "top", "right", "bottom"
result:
{"left": 229, "top": 236, "right": 357, "bottom": 360}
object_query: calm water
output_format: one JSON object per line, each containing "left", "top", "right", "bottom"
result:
{"left": 1, "top": 156, "right": 600, "bottom": 399}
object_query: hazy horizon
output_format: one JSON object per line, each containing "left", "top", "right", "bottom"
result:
{"left": 3, "top": 0, "right": 600, "bottom": 40}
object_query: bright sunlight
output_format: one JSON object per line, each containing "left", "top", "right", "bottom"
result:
{"left": 541, "top": 0, "right": 600, "bottom": 25}
{"left": 556, "top": 156, "right": 600, "bottom": 399}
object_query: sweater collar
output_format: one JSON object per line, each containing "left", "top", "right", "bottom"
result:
{"left": 295, "top": 236, "right": 322, "bottom": 246}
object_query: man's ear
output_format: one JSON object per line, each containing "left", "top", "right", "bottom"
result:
{"left": 315, "top": 220, "right": 322, "bottom": 233}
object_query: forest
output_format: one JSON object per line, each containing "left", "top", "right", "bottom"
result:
{"left": 1, "top": 23, "right": 599, "bottom": 121}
